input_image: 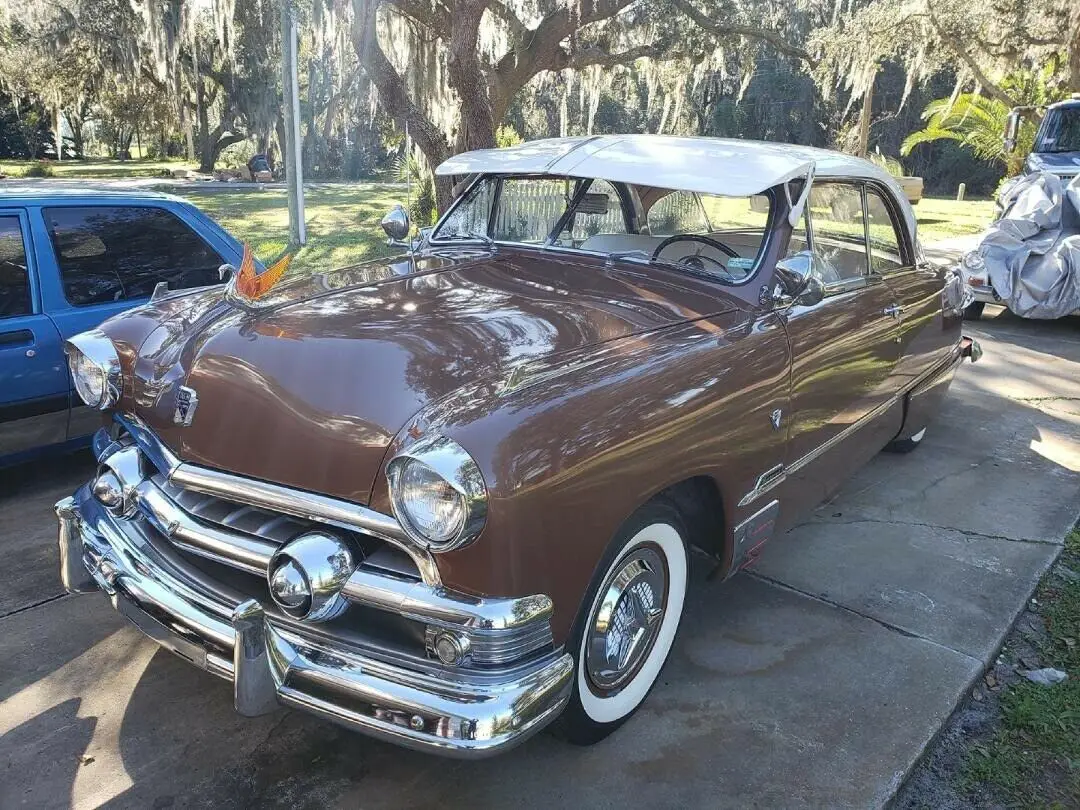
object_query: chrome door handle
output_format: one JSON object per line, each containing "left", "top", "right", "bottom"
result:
{"left": 883, "top": 304, "right": 904, "bottom": 319}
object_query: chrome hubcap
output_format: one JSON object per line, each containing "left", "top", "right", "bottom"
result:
{"left": 586, "top": 546, "right": 667, "bottom": 693}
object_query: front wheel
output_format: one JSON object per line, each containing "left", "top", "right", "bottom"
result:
{"left": 555, "top": 499, "right": 689, "bottom": 745}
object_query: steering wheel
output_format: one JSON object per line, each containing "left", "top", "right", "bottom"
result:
{"left": 651, "top": 234, "right": 740, "bottom": 275}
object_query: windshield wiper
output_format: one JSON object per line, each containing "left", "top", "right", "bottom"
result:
{"left": 438, "top": 231, "right": 495, "bottom": 247}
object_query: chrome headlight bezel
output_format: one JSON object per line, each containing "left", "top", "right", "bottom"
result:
{"left": 64, "top": 329, "right": 122, "bottom": 410}
{"left": 386, "top": 434, "right": 488, "bottom": 553}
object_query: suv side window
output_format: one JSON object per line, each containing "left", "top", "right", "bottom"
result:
{"left": 808, "top": 182, "right": 869, "bottom": 284}
{"left": 865, "top": 188, "right": 906, "bottom": 273}
{"left": 44, "top": 206, "right": 224, "bottom": 306}
{"left": 0, "top": 216, "right": 31, "bottom": 318}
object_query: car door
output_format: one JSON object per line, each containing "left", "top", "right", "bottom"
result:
{"left": 35, "top": 202, "right": 230, "bottom": 441}
{"left": 865, "top": 185, "right": 954, "bottom": 389}
{"left": 777, "top": 181, "right": 904, "bottom": 518}
{"left": 0, "top": 209, "right": 69, "bottom": 458}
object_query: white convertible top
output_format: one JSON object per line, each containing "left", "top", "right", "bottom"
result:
{"left": 436, "top": 135, "right": 913, "bottom": 233}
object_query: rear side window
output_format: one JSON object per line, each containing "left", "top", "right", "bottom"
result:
{"left": 0, "top": 216, "right": 30, "bottom": 318}
{"left": 44, "top": 206, "right": 224, "bottom": 306}
{"left": 808, "top": 183, "right": 868, "bottom": 283}
{"left": 866, "top": 189, "right": 906, "bottom": 272}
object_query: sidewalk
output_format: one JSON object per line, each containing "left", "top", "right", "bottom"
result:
{"left": 0, "top": 315, "right": 1076, "bottom": 808}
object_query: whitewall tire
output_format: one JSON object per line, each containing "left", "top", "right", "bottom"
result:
{"left": 556, "top": 499, "right": 689, "bottom": 745}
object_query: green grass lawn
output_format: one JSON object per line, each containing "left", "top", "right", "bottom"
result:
{"left": 915, "top": 196, "right": 996, "bottom": 242}
{"left": 177, "top": 184, "right": 406, "bottom": 272}
{"left": 0, "top": 158, "right": 199, "bottom": 179}
{"left": 963, "top": 529, "right": 1080, "bottom": 807}
{"left": 175, "top": 184, "right": 995, "bottom": 277}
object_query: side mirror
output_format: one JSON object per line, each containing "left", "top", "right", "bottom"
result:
{"left": 1003, "top": 109, "right": 1020, "bottom": 155}
{"left": 380, "top": 205, "right": 411, "bottom": 245}
{"left": 774, "top": 252, "right": 825, "bottom": 308}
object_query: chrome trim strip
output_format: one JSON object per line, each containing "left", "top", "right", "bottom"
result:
{"left": 342, "top": 567, "right": 553, "bottom": 631}
{"left": 737, "top": 464, "right": 785, "bottom": 508}
{"left": 115, "top": 413, "right": 182, "bottom": 476}
{"left": 137, "top": 478, "right": 275, "bottom": 576}
{"left": 60, "top": 493, "right": 574, "bottom": 758}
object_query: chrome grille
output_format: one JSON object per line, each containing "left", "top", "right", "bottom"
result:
{"left": 158, "top": 477, "right": 314, "bottom": 546}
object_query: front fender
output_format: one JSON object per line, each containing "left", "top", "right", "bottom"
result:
{"left": 369, "top": 310, "right": 791, "bottom": 644}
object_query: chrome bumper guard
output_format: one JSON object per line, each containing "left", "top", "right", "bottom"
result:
{"left": 57, "top": 491, "right": 574, "bottom": 757}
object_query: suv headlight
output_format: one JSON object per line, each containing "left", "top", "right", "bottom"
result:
{"left": 387, "top": 435, "right": 487, "bottom": 552}
{"left": 64, "top": 330, "right": 122, "bottom": 410}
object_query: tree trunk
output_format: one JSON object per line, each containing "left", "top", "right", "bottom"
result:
{"left": 52, "top": 104, "right": 62, "bottom": 160}
{"left": 199, "top": 130, "right": 246, "bottom": 173}
{"left": 445, "top": 0, "right": 496, "bottom": 153}
{"left": 64, "top": 110, "right": 84, "bottom": 157}
{"left": 351, "top": 2, "right": 453, "bottom": 210}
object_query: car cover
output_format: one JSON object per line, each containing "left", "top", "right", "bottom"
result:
{"left": 962, "top": 171, "right": 1080, "bottom": 319}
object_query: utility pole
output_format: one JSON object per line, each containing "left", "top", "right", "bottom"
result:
{"left": 281, "top": 0, "right": 306, "bottom": 246}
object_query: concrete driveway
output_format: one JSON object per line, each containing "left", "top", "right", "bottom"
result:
{"left": 1, "top": 308, "right": 1077, "bottom": 809}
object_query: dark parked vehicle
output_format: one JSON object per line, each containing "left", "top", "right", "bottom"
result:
{"left": 0, "top": 188, "right": 242, "bottom": 466}
{"left": 56, "top": 136, "right": 979, "bottom": 757}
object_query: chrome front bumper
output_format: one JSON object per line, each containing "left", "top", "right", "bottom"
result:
{"left": 57, "top": 490, "right": 574, "bottom": 757}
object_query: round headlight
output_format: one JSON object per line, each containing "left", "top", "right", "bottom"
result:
{"left": 64, "top": 330, "right": 121, "bottom": 410}
{"left": 387, "top": 435, "right": 487, "bottom": 552}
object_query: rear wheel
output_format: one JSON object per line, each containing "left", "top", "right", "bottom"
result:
{"left": 555, "top": 499, "right": 689, "bottom": 745}
{"left": 963, "top": 301, "right": 985, "bottom": 320}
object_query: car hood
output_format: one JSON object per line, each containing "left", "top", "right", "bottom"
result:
{"left": 126, "top": 249, "right": 739, "bottom": 504}
{"left": 1028, "top": 151, "right": 1080, "bottom": 176}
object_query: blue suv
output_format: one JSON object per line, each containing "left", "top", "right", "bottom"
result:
{"left": 0, "top": 188, "right": 243, "bottom": 466}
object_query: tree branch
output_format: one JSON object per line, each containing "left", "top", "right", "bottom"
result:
{"left": 926, "top": 3, "right": 1017, "bottom": 107}
{"left": 350, "top": 0, "right": 453, "bottom": 207}
{"left": 565, "top": 44, "right": 663, "bottom": 70}
{"left": 485, "top": 0, "right": 528, "bottom": 43}
{"left": 385, "top": 0, "right": 451, "bottom": 38}
{"left": 671, "top": 0, "right": 816, "bottom": 66}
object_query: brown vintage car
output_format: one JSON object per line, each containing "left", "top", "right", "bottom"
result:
{"left": 57, "top": 135, "right": 980, "bottom": 756}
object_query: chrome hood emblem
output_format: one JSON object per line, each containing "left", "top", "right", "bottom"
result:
{"left": 174, "top": 385, "right": 199, "bottom": 426}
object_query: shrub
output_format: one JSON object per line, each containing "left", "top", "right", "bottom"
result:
{"left": 23, "top": 161, "right": 54, "bottom": 178}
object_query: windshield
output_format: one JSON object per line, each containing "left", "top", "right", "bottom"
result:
{"left": 431, "top": 175, "right": 774, "bottom": 284}
{"left": 1037, "top": 107, "right": 1080, "bottom": 153}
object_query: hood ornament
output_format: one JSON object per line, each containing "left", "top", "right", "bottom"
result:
{"left": 222, "top": 245, "right": 293, "bottom": 311}
{"left": 174, "top": 385, "right": 199, "bottom": 426}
